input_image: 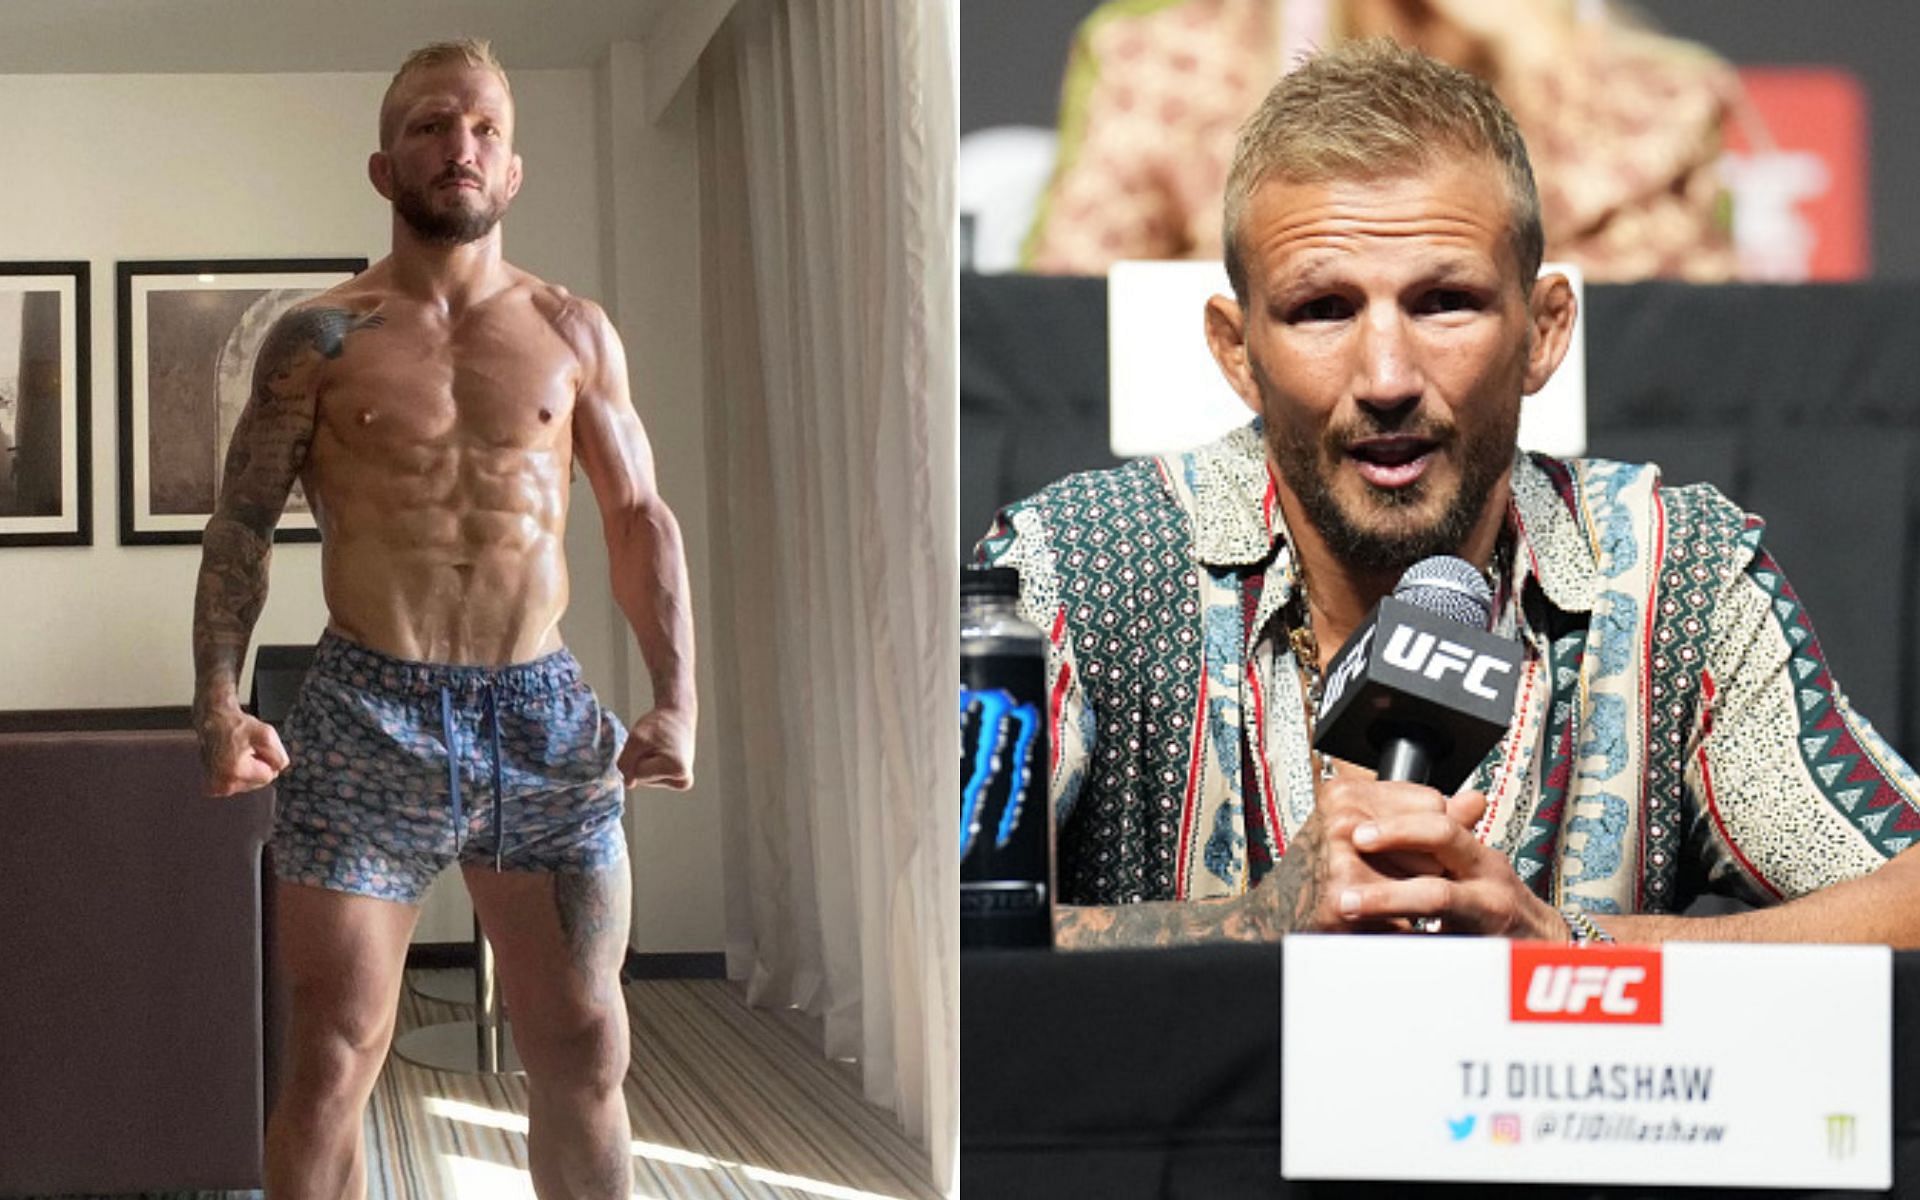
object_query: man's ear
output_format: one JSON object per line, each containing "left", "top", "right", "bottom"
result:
{"left": 1522, "top": 272, "right": 1576, "bottom": 395}
{"left": 368, "top": 152, "right": 394, "bottom": 201}
{"left": 1204, "top": 293, "right": 1262, "bottom": 417}
{"left": 507, "top": 152, "right": 524, "bottom": 200}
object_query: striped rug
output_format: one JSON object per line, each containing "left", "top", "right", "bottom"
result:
{"left": 362, "top": 971, "right": 941, "bottom": 1199}
{"left": 38, "top": 972, "right": 938, "bottom": 1200}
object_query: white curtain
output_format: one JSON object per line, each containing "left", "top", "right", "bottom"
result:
{"left": 697, "top": 1, "right": 957, "bottom": 1193}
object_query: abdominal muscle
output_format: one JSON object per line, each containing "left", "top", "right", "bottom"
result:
{"left": 311, "top": 440, "right": 573, "bottom": 667}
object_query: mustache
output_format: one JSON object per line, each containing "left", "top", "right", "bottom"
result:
{"left": 433, "top": 166, "right": 485, "bottom": 187}
{"left": 1326, "top": 412, "right": 1456, "bottom": 449}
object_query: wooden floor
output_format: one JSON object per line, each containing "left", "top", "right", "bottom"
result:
{"left": 363, "top": 970, "right": 942, "bottom": 1199}
{"left": 43, "top": 971, "right": 939, "bottom": 1200}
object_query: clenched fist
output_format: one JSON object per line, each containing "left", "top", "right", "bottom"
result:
{"left": 620, "top": 705, "right": 695, "bottom": 790}
{"left": 197, "top": 709, "right": 291, "bottom": 797}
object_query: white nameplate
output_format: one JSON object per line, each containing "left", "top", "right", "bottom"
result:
{"left": 1281, "top": 936, "right": 1890, "bottom": 1189}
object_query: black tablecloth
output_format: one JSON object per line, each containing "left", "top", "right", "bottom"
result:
{"left": 962, "top": 945, "right": 1920, "bottom": 1199}
{"left": 962, "top": 276, "right": 1920, "bottom": 764}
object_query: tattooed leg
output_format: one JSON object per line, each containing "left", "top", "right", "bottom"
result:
{"left": 463, "top": 864, "right": 633, "bottom": 1199}
{"left": 554, "top": 869, "right": 621, "bottom": 983}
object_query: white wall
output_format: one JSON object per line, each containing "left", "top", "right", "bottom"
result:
{"left": 0, "top": 65, "right": 722, "bottom": 954}
{"left": 597, "top": 43, "right": 728, "bottom": 955}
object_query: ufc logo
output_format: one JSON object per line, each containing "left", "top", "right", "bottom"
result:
{"left": 1509, "top": 944, "right": 1663, "bottom": 1025}
{"left": 1383, "top": 625, "right": 1512, "bottom": 700}
{"left": 1528, "top": 965, "right": 1643, "bottom": 1014}
{"left": 1319, "top": 627, "right": 1373, "bottom": 711}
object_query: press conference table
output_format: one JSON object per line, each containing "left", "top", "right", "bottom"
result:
{"left": 961, "top": 945, "right": 1920, "bottom": 1198}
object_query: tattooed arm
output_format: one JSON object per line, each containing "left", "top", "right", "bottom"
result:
{"left": 191, "top": 305, "right": 364, "bottom": 796}
{"left": 1053, "top": 818, "right": 1332, "bottom": 949}
{"left": 1050, "top": 777, "right": 1505, "bottom": 950}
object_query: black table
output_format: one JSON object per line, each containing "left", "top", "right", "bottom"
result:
{"left": 962, "top": 945, "right": 1920, "bottom": 1198}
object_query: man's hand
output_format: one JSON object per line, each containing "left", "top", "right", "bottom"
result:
{"left": 197, "top": 709, "right": 290, "bottom": 797}
{"left": 1056, "top": 775, "right": 1564, "bottom": 950}
{"left": 1242, "top": 776, "right": 1441, "bottom": 935}
{"left": 620, "top": 706, "right": 694, "bottom": 790}
{"left": 1322, "top": 781, "right": 1564, "bottom": 938}
{"left": 1242, "top": 776, "right": 1562, "bottom": 939}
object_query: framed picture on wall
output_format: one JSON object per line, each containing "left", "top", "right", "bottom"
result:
{"left": 116, "top": 257, "right": 366, "bottom": 546}
{"left": 0, "top": 262, "right": 91, "bottom": 548}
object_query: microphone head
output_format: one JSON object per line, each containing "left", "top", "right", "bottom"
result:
{"left": 1392, "top": 556, "right": 1494, "bottom": 631}
{"left": 1311, "top": 554, "right": 1520, "bottom": 791}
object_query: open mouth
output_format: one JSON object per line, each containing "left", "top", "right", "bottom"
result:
{"left": 1346, "top": 436, "right": 1438, "bottom": 489}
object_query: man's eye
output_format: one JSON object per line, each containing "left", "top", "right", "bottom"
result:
{"left": 1416, "top": 289, "right": 1478, "bottom": 314}
{"left": 1290, "top": 296, "right": 1352, "bottom": 323}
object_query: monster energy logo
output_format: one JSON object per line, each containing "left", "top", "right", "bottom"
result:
{"left": 1826, "top": 1113, "right": 1856, "bottom": 1159}
{"left": 960, "top": 686, "right": 1039, "bottom": 860}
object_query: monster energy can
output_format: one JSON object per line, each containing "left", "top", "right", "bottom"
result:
{"left": 961, "top": 565, "right": 1052, "bottom": 949}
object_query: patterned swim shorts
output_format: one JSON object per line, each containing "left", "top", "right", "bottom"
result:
{"left": 272, "top": 632, "right": 628, "bottom": 904}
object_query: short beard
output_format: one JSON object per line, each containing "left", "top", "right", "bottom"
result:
{"left": 1267, "top": 407, "right": 1516, "bottom": 576}
{"left": 392, "top": 178, "right": 505, "bottom": 246}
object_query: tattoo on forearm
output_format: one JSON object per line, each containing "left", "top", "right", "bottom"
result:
{"left": 1252, "top": 818, "right": 1328, "bottom": 937}
{"left": 1055, "top": 898, "right": 1272, "bottom": 950}
{"left": 191, "top": 305, "right": 382, "bottom": 739}
{"left": 1053, "top": 820, "right": 1332, "bottom": 951}
{"left": 613, "top": 503, "right": 695, "bottom": 710}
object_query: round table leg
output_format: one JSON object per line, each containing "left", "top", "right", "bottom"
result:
{"left": 392, "top": 917, "right": 524, "bottom": 1074}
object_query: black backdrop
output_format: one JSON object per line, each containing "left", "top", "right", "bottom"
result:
{"left": 961, "top": 276, "right": 1920, "bottom": 766}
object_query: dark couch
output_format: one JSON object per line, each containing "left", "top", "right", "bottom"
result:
{"left": 0, "top": 729, "right": 272, "bottom": 1195}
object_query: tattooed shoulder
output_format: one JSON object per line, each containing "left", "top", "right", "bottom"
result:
{"left": 215, "top": 304, "right": 380, "bottom": 531}
{"left": 254, "top": 304, "right": 385, "bottom": 390}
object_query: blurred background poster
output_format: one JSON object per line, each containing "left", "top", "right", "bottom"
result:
{"left": 962, "top": 0, "right": 1893, "bottom": 282}
{"left": 1724, "top": 67, "right": 1867, "bottom": 281}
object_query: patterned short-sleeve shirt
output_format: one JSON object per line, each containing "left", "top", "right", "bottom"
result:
{"left": 976, "top": 424, "right": 1920, "bottom": 914}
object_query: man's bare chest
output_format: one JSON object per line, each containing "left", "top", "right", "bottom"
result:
{"left": 313, "top": 307, "right": 580, "bottom": 452}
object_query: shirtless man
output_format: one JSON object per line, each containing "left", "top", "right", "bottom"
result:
{"left": 190, "top": 40, "right": 692, "bottom": 1200}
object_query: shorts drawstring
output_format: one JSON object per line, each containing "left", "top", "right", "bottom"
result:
{"left": 485, "top": 683, "right": 505, "bottom": 872}
{"left": 441, "top": 687, "right": 463, "bottom": 841}
{"left": 443, "top": 683, "right": 509, "bottom": 871}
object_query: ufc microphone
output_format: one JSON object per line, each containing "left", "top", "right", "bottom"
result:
{"left": 1310, "top": 556, "right": 1523, "bottom": 790}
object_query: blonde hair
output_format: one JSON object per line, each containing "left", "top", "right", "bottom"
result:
{"left": 1222, "top": 39, "right": 1542, "bottom": 300}
{"left": 379, "top": 38, "right": 512, "bottom": 149}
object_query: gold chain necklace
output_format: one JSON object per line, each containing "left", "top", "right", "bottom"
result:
{"left": 1282, "top": 554, "right": 1339, "bottom": 782}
